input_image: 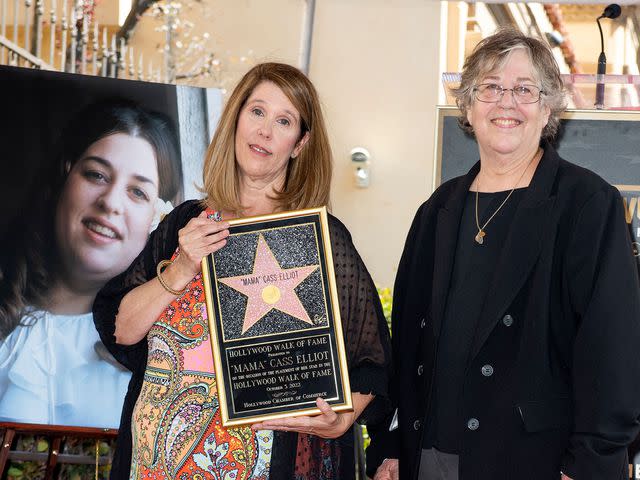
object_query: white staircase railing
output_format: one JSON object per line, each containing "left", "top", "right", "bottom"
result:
{"left": 0, "top": 0, "right": 161, "bottom": 82}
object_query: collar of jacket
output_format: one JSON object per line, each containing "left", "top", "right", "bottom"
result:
{"left": 431, "top": 139, "right": 559, "bottom": 359}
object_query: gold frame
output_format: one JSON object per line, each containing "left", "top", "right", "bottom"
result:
{"left": 201, "top": 206, "right": 353, "bottom": 427}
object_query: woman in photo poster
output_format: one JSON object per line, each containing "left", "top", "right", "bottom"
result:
{"left": 0, "top": 99, "right": 183, "bottom": 428}
{"left": 94, "top": 62, "right": 391, "bottom": 479}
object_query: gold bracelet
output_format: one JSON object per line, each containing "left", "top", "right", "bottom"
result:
{"left": 156, "top": 259, "right": 186, "bottom": 296}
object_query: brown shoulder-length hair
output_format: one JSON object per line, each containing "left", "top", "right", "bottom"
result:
{"left": 0, "top": 99, "right": 182, "bottom": 340}
{"left": 201, "top": 62, "right": 333, "bottom": 214}
{"left": 450, "top": 27, "right": 567, "bottom": 140}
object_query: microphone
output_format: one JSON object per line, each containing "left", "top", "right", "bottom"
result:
{"left": 602, "top": 4, "right": 622, "bottom": 19}
{"left": 595, "top": 4, "right": 621, "bottom": 109}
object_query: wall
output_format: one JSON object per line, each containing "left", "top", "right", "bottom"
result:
{"left": 102, "top": 1, "right": 640, "bottom": 286}
{"left": 126, "top": 0, "right": 305, "bottom": 87}
{"left": 1, "top": 2, "right": 637, "bottom": 287}
{"left": 123, "top": 0, "right": 443, "bottom": 287}
{"left": 310, "top": 0, "right": 442, "bottom": 287}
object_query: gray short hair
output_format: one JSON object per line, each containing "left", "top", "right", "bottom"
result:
{"left": 450, "top": 28, "right": 567, "bottom": 140}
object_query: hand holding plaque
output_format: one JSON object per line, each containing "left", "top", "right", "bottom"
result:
{"left": 201, "top": 207, "right": 352, "bottom": 427}
{"left": 252, "top": 396, "right": 362, "bottom": 438}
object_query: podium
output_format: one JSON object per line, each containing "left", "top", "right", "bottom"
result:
{"left": 441, "top": 72, "right": 640, "bottom": 110}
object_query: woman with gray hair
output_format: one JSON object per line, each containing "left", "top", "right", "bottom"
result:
{"left": 368, "top": 28, "right": 640, "bottom": 480}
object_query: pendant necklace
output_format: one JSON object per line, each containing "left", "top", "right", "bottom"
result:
{"left": 474, "top": 148, "right": 541, "bottom": 245}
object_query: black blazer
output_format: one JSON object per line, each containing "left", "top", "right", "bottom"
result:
{"left": 367, "top": 141, "right": 640, "bottom": 480}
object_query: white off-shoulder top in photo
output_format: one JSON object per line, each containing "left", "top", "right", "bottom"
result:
{"left": 0, "top": 310, "right": 131, "bottom": 428}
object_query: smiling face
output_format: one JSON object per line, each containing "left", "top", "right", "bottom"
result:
{"left": 234, "top": 81, "right": 309, "bottom": 189}
{"left": 55, "top": 133, "right": 159, "bottom": 285}
{"left": 466, "top": 49, "right": 550, "bottom": 161}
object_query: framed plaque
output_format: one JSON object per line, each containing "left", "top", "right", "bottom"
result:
{"left": 201, "top": 206, "right": 352, "bottom": 427}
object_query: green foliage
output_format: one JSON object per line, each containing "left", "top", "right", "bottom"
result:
{"left": 36, "top": 439, "right": 49, "bottom": 453}
{"left": 58, "top": 436, "right": 113, "bottom": 479}
{"left": 7, "top": 460, "right": 43, "bottom": 479}
{"left": 7, "top": 466, "right": 24, "bottom": 478}
{"left": 360, "top": 286, "right": 394, "bottom": 453}
{"left": 98, "top": 441, "right": 111, "bottom": 456}
{"left": 4, "top": 434, "right": 114, "bottom": 480}
{"left": 6, "top": 436, "right": 45, "bottom": 479}
{"left": 377, "top": 286, "right": 393, "bottom": 332}
{"left": 361, "top": 424, "right": 371, "bottom": 448}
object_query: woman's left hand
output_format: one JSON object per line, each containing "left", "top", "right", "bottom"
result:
{"left": 252, "top": 393, "right": 373, "bottom": 439}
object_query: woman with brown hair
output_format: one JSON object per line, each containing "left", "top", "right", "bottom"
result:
{"left": 94, "top": 62, "right": 391, "bottom": 479}
{"left": 0, "top": 99, "right": 182, "bottom": 428}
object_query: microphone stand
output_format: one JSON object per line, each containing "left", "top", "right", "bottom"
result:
{"left": 595, "top": 15, "right": 606, "bottom": 109}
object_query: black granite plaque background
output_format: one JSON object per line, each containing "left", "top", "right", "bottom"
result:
{"left": 213, "top": 224, "right": 328, "bottom": 340}
{"left": 226, "top": 334, "right": 336, "bottom": 415}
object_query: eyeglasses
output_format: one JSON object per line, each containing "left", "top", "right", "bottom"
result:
{"left": 472, "top": 83, "right": 544, "bottom": 104}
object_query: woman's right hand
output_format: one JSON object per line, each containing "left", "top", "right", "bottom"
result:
{"left": 164, "top": 211, "right": 230, "bottom": 290}
{"left": 114, "top": 211, "right": 229, "bottom": 346}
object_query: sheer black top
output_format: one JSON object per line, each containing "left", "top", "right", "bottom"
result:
{"left": 93, "top": 200, "right": 392, "bottom": 478}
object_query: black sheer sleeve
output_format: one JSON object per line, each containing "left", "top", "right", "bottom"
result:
{"left": 93, "top": 200, "right": 204, "bottom": 372}
{"left": 328, "top": 215, "right": 392, "bottom": 424}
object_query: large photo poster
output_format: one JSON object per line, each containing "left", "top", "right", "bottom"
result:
{"left": 0, "top": 65, "right": 221, "bottom": 429}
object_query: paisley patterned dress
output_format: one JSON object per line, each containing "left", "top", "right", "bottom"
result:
{"left": 94, "top": 200, "right": 392, "bottom": 480}
{"left": 129, "top": 263, "right": 273, "bottom": 479}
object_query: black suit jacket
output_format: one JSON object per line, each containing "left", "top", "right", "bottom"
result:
{"left": 367, "top": 142, "right": 640, "bottom": 479}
